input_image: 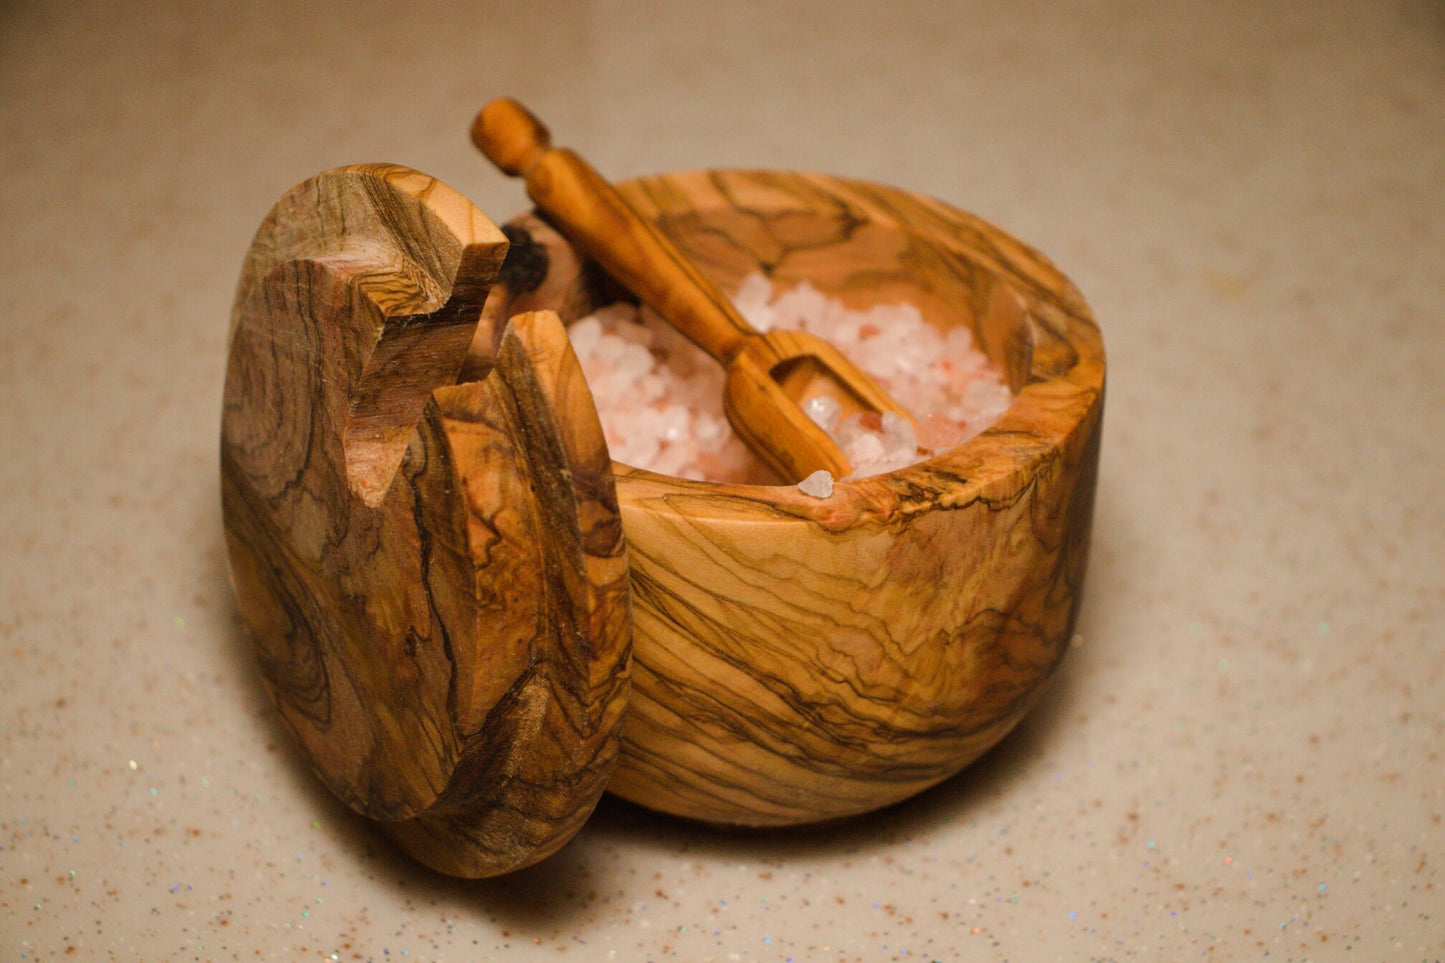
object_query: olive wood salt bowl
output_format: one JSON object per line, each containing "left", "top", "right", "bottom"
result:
{"left": 222, "top": 164, "right": 1104, "bottom": 879}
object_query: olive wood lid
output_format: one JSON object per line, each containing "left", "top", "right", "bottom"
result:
{"left": 221, "top": 164, "right": 631, "bottom": 877}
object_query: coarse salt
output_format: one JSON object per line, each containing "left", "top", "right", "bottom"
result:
{"left": 566, "top": 274, "right": 1013, "bottom": 488}
{"left": 797, "top": 470, "right": 835, "bottom": 499}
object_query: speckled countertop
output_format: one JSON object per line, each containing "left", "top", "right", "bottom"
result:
{"left": 3, "top": 2, "right": 1442, "bottom": 960}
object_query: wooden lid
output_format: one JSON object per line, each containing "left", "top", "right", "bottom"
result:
{"left": 221, "top": 164, "right": 632, "bottom": 877}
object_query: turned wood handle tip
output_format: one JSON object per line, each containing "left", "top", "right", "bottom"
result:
{"left": 472, "top": 97, "right": 552, "bottom": 177}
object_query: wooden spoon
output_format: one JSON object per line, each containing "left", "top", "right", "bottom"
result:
{"left": 470, "top": 97, "right": 912, "bottom": 483}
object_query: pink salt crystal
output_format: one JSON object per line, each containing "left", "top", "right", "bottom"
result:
{"left": 733, "top": 273, "right": 777, "bottom": 331}
{"left": 772, "top": 281, "right": 828, "bottom": 331}
{"left": 649, "top": 439, "right": 695, "bottom": 478}
{"left": 832, "top": 412, "right": 867, "bottom": 452}
{"left": 797, "top": 469, "right": 834, "bottom": 498}
{"left": 844, "top": 431, "right": 887, "bottom": 473}
{"left": 802, "top": 395, "right": 842, "bottom": 434}
{"left": 693, "top": 413, "right": 726, "bottom": 449}
{"left": 881, "top": 411, "right": 916, "bottom": 457}
{"left": 568, "top": 316, "right": 603, "bottom": 355}
{"left": 662, "top": 404, "right": 690, "bottom": 442}
{"left": 614, "top": 433, "right": 659, "bottom": 471}
{"left": 962, "top": 378, "right": 1013, "bottom": 422}
{"left": 916, "top": 413, "right": 971, "bottom": 453}
{"left": 613, "top": 341, "right": 653, "bottom": 380}
{"left": 944, "top": 325, "right": 976, "bottom": 354}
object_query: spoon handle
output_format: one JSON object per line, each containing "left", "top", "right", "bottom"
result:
{"left": 472, "top": 98, "right": 752, "bottom": 365}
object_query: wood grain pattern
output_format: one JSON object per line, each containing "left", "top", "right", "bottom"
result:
{"left": 481, "top": 169, "right": 1105, "bottom": 826}
{"left": 225, "top": 161, "right": 1103, "bottom": 865}
{"left": 222, "top": 165, "right": 631, "bottom": 876}
{"left": 470, "top": 98, "right": 910, "bottom": 482}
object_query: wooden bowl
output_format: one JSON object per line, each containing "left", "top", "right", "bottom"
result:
{"left": 222, "top": 165, "right": 1104, "bottom": 877}
{"left": 484, "top": 169, "right": 1105, "bottom": 826}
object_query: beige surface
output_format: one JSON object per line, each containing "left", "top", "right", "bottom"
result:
{"left": 2, "top": 1, "right": 1442, "bottom": 959}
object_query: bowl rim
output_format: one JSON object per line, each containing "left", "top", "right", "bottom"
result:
{"left": 513, "top": 167, "right": 1106, "bottom": 523}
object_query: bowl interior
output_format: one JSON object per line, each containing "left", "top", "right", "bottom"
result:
{"left": 648, "top": 201, "right": 1037, "bottom": 395}
{"left": 481, "top": 168, "right": 1103, "bottom": 501}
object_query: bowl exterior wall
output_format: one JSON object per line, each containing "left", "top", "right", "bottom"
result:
{"left": 488, "top": 169, "right": 1105, "bottom": 825}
